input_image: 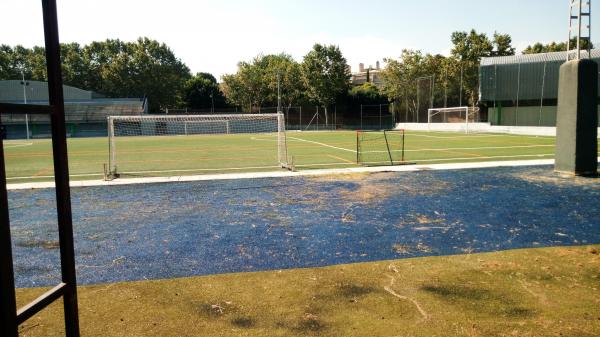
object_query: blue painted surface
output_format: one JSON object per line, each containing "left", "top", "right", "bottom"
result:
{"left": 8, "top": 166, "right": 600, "bottom": 288}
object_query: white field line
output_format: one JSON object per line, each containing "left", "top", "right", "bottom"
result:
{"left": 364, "top": 144, "right": 554, "bottom": 154}
{"left": 3, "top": 142, "right": 34, "bottom": 148}
{"left": 327, "top": 154, "right": 355, "bottom": 164}
{"left": 286, "top": 136, "right": 357, "bottom": 153}
{"left": 8, "top": 158, "right": 572, "bottom": 190}
{"left": 408, "top": 133, "right": 555, "bottom": 140}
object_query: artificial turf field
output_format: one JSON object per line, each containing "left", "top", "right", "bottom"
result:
{"left": 4, "top": 130, "right": 595, "bottom": 184}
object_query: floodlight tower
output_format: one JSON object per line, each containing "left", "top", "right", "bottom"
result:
{"left": 567, "top": 0, "right": 592, "bottom": 60}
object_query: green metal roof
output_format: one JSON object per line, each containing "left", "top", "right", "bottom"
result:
{"left": 479, "top": 50, "right": 600, "bottom": 102}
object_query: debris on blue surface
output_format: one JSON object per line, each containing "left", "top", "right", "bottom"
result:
{"left": 8, "top": 166, "right": 600, "bottom": 287}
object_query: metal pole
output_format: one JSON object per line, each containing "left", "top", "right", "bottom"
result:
{"left": 539, "top": 62, "right": 547, "bottom": 126}
{"left": 0, "top": 127, "right": 18, "bottom": 337}
{"left": 360, "top": 104, "right": 363, "bottom": 129}
{"left": 515, "top": 62, "right": 521, "bottom": 126}
{"left": 459, "top": 64, "right": 464, "bottom": 107}
{"left": 379, "top": 104, "right": 382, "bottom": 130}
{"left": 20, "top": 69, "right": 30, "bottom": 140}
{"left": 42, "top": 0, "right": 80, "bottom": 335}
{"left": 334, "top": 104, "right": 337, "bottom": 130}
{"left": 578, "top": 0, "right": 583, "bottom": 60}
{"left": 277, "top": 72, "right": 281, "bottom": 113}
{"left": 430, "top": 75, "right": 435, "bottom": 111}
{"left": 416, "top": 82, "right": 420, "bottom": 123}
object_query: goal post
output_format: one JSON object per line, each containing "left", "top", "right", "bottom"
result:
{"left": 427, "top": 106, "right": 480, "bottom": 133}
{"left": 356, "top": 129, "right": 410, "bottom": 166}
{"left": 106, "top": 114, "right": 288, "bottom": 179}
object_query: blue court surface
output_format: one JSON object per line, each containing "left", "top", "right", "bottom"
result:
{"left": 9, "top": 165, "right": 600, "bottom": 288}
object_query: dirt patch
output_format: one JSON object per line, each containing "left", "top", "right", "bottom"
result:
{"left": 513, "top": 170, "right": 600, "bottom": 187}
{"left": 15, "top": 239, "right": 60, "bottom": 250}
{"left": 392, "top": 242, "right": 433, "bottom": 255}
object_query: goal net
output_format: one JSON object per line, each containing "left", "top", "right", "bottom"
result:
{"left": 356, "top": 130, "right": 409, "bottom": 166}
{"left": 427, "top": 107, "right": 481, "bottom": 133}
{"left": 106, "top": 114, "right": 288, "bottom": 179}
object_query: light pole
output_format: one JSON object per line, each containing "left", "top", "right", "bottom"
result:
{"left": 19, "top": 68, "right": 30, "bottom": 140}
{"left": 277, "top": 72, "right": 281, "bottom": 113}
{"left": 210, "top": 91, "right": 214, "bottom": 113}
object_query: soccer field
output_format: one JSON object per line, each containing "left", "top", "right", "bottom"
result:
{"left": 3, "top": 130, "right": 596, "bottom": 183}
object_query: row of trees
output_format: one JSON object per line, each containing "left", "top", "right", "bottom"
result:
{"left": 0, "top": 38, "right": 191, "bottom": 112}
{"left": 221, "top": 44, "right": 350, "bottom": 124}
{"left": 1, "top": 33, "right": 593, "bottom": 115}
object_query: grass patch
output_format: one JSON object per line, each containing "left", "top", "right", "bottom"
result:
{"left": 16, "top": 244, "right": 600, "bottom": 336}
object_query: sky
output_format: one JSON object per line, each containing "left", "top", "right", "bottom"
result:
{"left": 0, "top": 0, "right": 596, "bottom": 80}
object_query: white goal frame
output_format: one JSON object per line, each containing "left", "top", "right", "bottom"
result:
{"left": 427, "top": 107, "right": 480, "bottom": 133}
{"left": 106, "top": 113, "right": 288, "bottom": 178}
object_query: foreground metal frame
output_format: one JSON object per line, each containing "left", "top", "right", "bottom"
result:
{"left": 0, "top": 1, "right": 80, "bottom": 336}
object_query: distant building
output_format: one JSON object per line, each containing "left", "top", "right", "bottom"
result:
{"left": 479, "top": 49, "right": 600, "bottom": 126}
{"left": 350, "top": 61, "right": 383, "bottom": 87}
{"left": 0, "top": 80, "right": 147, "bottom": 138}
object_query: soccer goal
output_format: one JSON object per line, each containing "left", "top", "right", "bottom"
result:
{"left": 106, "top": 114, "right": 288, "bottom": 179}
{"left": 356, "top": 130, "right": 410, "bottom": 166}
{"left": 427, "top": 107, "right": 481, "bottom": 133}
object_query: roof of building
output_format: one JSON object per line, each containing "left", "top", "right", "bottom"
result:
{"left": 0, "top": 80, "right": 107, "bottom": 102}
{"left": 481, "top": 49, "right": 600, "bottom": 66}
{"left": 0, "top": 80, "right": 147, "bottom": 123}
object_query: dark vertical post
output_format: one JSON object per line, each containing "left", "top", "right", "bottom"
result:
{"left": 401, "top": 129, "right": 405, "bottom": 162}
{"left": 0, "top": 128, "right": 18, "bottom": 337}
{"left": 555, "top": 59, "right": 599, "bottom": 176}
{"left": 356, "top": 131, "right": 360, "bottom": 164}
{"left": 41, "top": 1, "right": 80, "bottom": 336}
{"left": 383, "top": 131, "right": 393, "bottom": 165}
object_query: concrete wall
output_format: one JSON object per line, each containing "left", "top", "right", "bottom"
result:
{"left": 395, "top": 122, "right": 600, "bottom": 137}
{"left": 488, "top": 105, "right": 600, "bottom": 127}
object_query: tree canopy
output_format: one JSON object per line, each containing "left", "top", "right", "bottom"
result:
{"left": 221, "top": 53, "right": 306, "bottom": 112}
{"left": 0, "top": 38, "right": 190, "bottom": 112}
{"left": 523, "top": 38, "right": 594, "bottom": 54}
{"left": 182, "top": 73, "right": 226, "bottom": 110}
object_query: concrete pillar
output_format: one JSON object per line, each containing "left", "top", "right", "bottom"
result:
{"left": 555, "top": 59, "right": 598, "bottom": 176}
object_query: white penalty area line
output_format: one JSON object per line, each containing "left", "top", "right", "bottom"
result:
{"left": 286, "top": 136, "right": 356, "bottom": 153}
{"left": 363, "top": 144, "right": 555, "bottom": 154}
{"left": 3, "top": 142, "right": 34, "bottom": 148}
{"left": 407, "top": 133, "right": 555, "bottom": 140}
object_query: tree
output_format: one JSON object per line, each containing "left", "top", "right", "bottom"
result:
{"left": 450, "top": 29, "right": 514, "bottom": 106}
{"left": 302, "top": 44, "right": 350, "bottom": 125}
{"left": 221, "top": 53, "right": 305, "bottom": 112}
{"left": 1, "top": 38, "right": 191, "bottom": 112}
{"left": 523, "top": 38, "right": 594, "bottom": 54}
{"left": 182, "top": 72, "right": 226, "bottom": 110}
{"left": 492, "top": 32, "right": 516, "bottom": 56}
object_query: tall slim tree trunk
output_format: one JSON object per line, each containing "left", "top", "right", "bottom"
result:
{"left": 324, "top": 106, "right": 328, "bottom": 126}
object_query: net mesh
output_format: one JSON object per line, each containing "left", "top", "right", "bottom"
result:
{"left": 107, "top": 114, "right": 287, "bottom": 177}
{"left": 427, "top": 107, "right": 480, "bottom": 124}
{"left": 356, "top": 130, "right": 406, "bottom": 166}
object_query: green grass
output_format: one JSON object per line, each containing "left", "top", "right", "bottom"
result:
{"left": 3, "top": 131, "right": 597, "bottom": 183}
{"left": 16, "top": 245, "right": 600, "bottom": 337}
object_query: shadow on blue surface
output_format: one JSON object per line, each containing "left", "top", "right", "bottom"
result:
{"left": 8, "top": 165, "right": 600, "bottom": 287}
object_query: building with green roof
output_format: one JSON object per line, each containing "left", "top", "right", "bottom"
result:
{"left": 479, "top": 50, "right": 600, "bottom": 126}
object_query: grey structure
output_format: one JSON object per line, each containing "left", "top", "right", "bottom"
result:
{"left": 479, "top": 50, "right": 600, "bottom": 126}
{"left": 0, "top": 80, "right": 147, "bottom": 139}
